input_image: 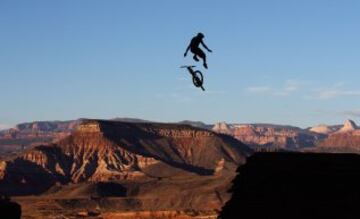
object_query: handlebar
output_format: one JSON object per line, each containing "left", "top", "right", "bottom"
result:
{"left": 180, "top": 65, "right": 196, "bottom": 68}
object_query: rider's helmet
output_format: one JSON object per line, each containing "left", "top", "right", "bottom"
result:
{"left": 197, "top": 32, "right": 204, "bottom": 39}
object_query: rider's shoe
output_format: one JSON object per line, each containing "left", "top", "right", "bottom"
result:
{"left": 203, "top": 63, "right": 208, "bottom": 69}
{"left": 193, "top": 55, "right": 199, "bottom": 62}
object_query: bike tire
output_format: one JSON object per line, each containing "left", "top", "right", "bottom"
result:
{"left": 192, "top": 70, "right": 204, "bottom": 87}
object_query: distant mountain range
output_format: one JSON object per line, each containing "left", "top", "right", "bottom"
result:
{"left": 212, "top": 122, "right": 324, "bottom": 150}
{"left": 1, "top": 118, "right": 360, "bottom": 158}
{"left": 211, "top": 119, "right": 360, "bottom": 152}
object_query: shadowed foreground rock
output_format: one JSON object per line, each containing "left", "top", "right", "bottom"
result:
{"left": 0, "top": 195, "right": 21, "bottom": 219}
{"left": 219, "top": 152, "right": 360, "bottom": 219}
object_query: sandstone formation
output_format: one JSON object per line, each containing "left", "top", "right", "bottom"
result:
{"left": 0, "top": 120, "right": 251, "bottom": 196}
{"left": 0, "top": 120, "right": 251, "bottom": 217}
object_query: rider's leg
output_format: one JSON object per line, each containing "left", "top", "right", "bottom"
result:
{"left": 193, "top": 55, "right": 199, "bottom": 62}
{"left": 191, "top": 48, "right": 201, "bottom": 62}
{"left": 203, "top": 57, "right": 208, "bottom": 69}
{"left": 197, "top": 49, "right": 207, "bottom": 69}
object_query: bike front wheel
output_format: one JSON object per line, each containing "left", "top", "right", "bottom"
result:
{"left": 192, "top": 70, "right": 204, "bottom": 87}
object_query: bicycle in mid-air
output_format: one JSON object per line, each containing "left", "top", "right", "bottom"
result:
{"left": 180, "top": 65, "right": 205, "bottom": 91}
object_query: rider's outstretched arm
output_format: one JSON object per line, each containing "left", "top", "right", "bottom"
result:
{"left": 201, "top": 41, "right": 212, "bottom": 52}
{"left": 184, "top": 45, "right": 190, "bottom": 57}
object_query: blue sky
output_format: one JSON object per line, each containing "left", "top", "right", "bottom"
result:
{"left": 1, "top": 0, "right": 360, "bottom": 128}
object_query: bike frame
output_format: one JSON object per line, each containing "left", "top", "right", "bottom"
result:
{"left": 180, "top": 65, "right": 196, "bottom": 75}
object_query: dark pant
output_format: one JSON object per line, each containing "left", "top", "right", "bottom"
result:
{"left": 191, "top": 48, "right": 206, "bottom": 59}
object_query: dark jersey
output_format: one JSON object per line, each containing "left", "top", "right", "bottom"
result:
{"left": 190, "top": 36, "right": 202, "bottom": 49}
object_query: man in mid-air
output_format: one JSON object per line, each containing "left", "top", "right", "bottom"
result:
{"left": 184, "top": 33, "right": 212, "bottom": 69}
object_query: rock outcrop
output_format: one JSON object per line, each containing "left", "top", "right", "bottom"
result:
{"left": 212, "top": 122, "right": 232, "bottom": 135}
{"left": 337, "top": 119, "right": 358, "bottom": 133}
{"left": 309, "top": 124, "right": 336, "bottom": 134}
